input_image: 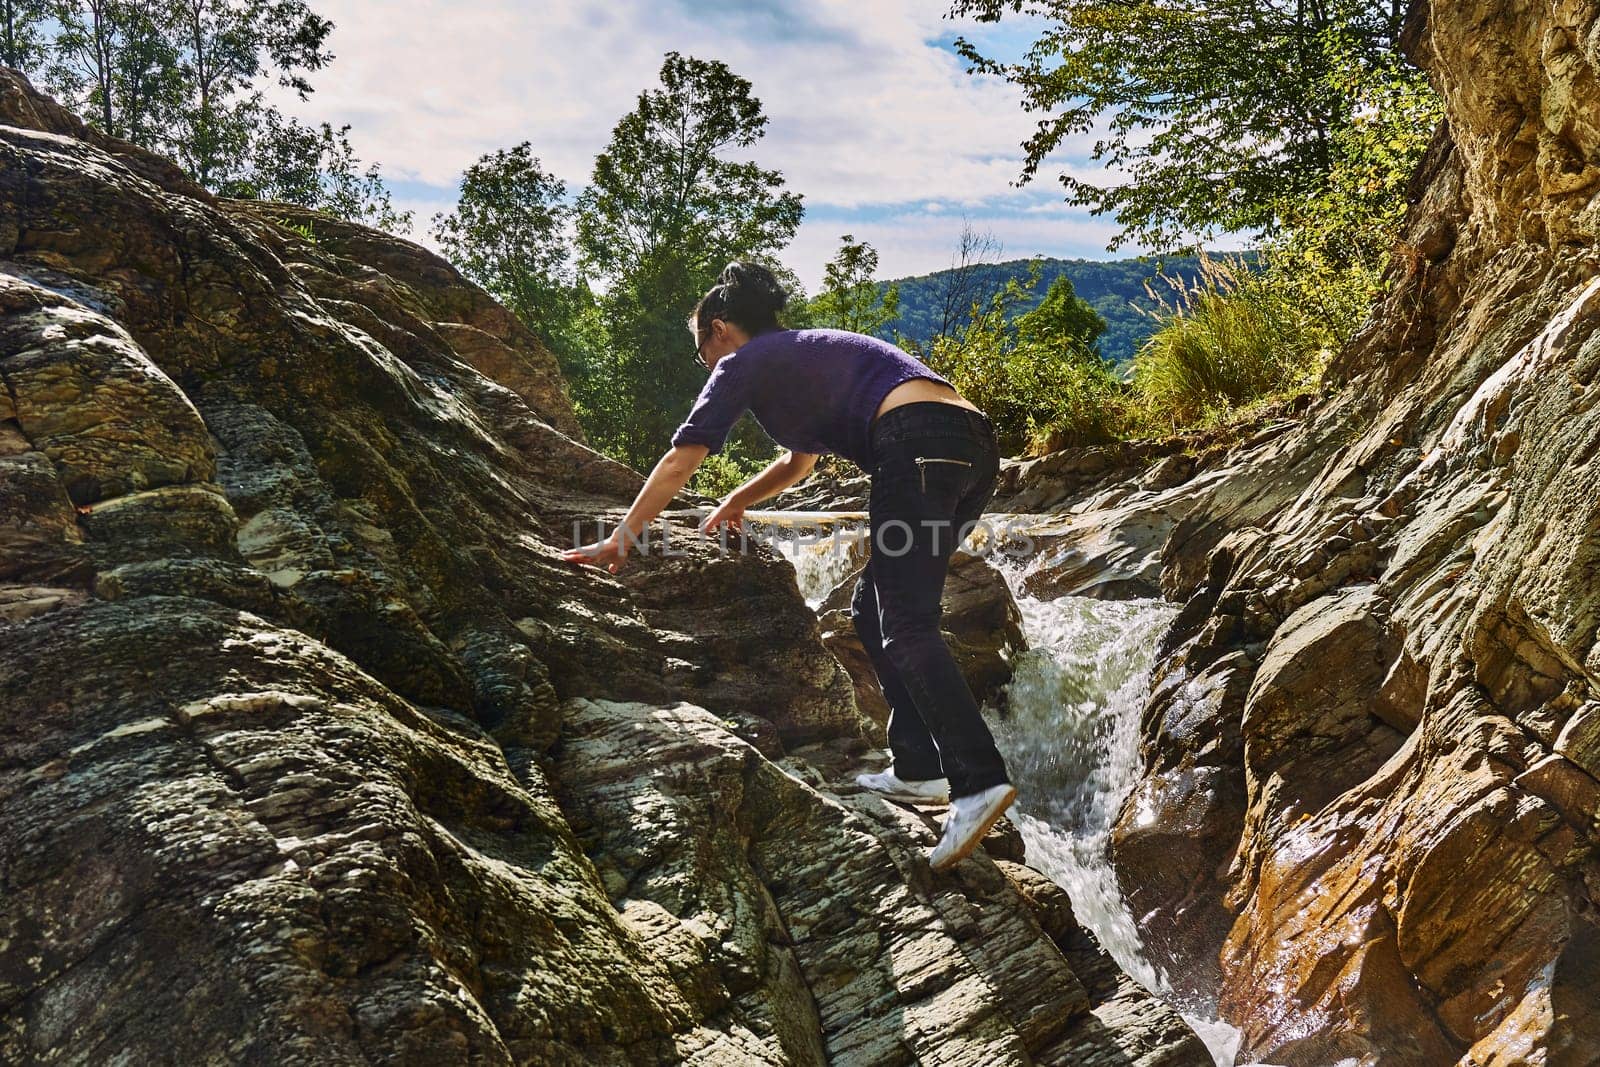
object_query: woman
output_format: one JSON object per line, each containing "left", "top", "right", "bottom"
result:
{"left": 561, "top": 262, "right": 1015, "bottom": 871}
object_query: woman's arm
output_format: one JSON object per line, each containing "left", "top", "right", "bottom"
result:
{"left": 561, "top": 443, "right": 709, "bottom": 573}
{"left": 735, "top": 450, "right": 820, "bottom": 508}
{"left": 699, "top": 450, "right": 819, "bottom": 533}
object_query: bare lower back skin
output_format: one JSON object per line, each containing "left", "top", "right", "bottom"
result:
{"left": 874, "top": 377, "right": 982, "bottom": 420}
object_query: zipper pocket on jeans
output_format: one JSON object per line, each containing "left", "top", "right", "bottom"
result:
{"left": 914, "top": 455, "right": 973, "bottom": 493}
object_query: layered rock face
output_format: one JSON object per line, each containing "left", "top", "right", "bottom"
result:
{"left": 0, "top": 70, "right": 1208, "bottom": 1065}
{"left": 1035, "top": 1, "right": 1600, "bottom": 1062}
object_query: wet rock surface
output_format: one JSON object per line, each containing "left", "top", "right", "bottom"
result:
{"left": 0, "top": 68, "right": 1205, "bottom": 1065}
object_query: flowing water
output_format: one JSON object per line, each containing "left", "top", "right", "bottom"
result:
{"left": 982, "top": 552, "right": 1246, "bottom": 1065}
{"left": 781, "top": 525, "right": 868, "bottom": 611}
{"left": 772, "top": 525, "right": 1246, "bottom": 1066}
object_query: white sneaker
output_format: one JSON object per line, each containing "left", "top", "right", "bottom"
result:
{"left": 928, "top": 783, "right": 1018, "bottom": 871}
{"left": 854, "top": 769, "right": 951, "bottom": 803}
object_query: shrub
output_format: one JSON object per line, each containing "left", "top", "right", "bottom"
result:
{"left": 926, "top": 267, "right": 1122, "bottom": 455}
{"left": 688, "top": 446, "right": 768, "bottom": 501}
{"left": 1005, "top": 343, "right": 1128, "bottom": 454}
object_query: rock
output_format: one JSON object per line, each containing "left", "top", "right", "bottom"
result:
{"left": 616, "top": 535, "right": 870, "bottom": 748}
{"left": 815, "top": 547, "right": 1029, "bottom": 729}
{"left": 994, "top": 863, "right": 1214, "bottom": 1067}
{"left": 0, "top": 65, "right": 1202, "bottom": 1066}
{"left": 1138, "top": 453, "right": 1196, "bottom": 492}
{"left": 1011, "top": 470, "right": 1223, "bottom": 602}
{"left": 555, "top": 697, "right": 1105, "bottom": 1064}
{"left": 1514, "top": 754, "right": 1600, "bottom": 836}
{"left": 989, "top": 441, "right": 1175, "bottom": 513}
{"left": 0, "top": 584, "right": 86, "bottom": 622}
{"left": 996, "top": 861, "right": 1080, "bottom": 947}
{"left": 769, "top": 462, "right": 869, "bottom": 511}
{"left": 982, "top": 815, "right": 1028, "bottom": 862}
{"left": 941, "top": 548, "right": 1031, "bottom": 694}
{"left": 1082, "top": 1, "right": 1600, "bottom": 1060}
{"left": 242, "top": 200, "right": 587, "bottom": 446}
{"left": 818, "top": 612, "right": 891, "bottom": 726}
{"left": 79, "top": 484, "right": 241, "bottom": 564}
{"left": 0, "top": 273, "right": 214, "bottom": 504}
{"left": 968, "top": 405, "right": 1324, "bottom": 610}
{"left": 1554, "top": 702, "right": 1600, "bottom": 778}
{"left": 0, "top": 451, "right": 91, "bottom": 584}
{"left": 1239, "top": 586, "right": 1411, "bottom": 820}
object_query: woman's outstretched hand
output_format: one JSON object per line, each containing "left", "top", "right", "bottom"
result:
{"left": 700, "top": 496, "right": 746, "bottom": 536}
{"left": 561, "top": 529, "right": 631, "bottom": 574}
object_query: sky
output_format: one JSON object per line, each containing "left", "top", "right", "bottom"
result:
{"left": 269, "top": 0, "right": 1250, "bottom": 291}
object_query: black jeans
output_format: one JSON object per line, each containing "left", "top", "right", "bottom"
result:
{"left": 850, "top": 401, "right": 1011, "bottom": 798}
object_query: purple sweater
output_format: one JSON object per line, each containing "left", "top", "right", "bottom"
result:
{"left": 670, "top": 328, "right": 953, "bottom": 468}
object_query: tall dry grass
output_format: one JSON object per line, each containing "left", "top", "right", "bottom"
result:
{"left": 1129, "top": 253, "right": 1330, "bottom": 433}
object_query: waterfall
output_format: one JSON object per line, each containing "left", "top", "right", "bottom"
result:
{"left": 985, "top": 565, "right": 1180, "bottom": 983}
{"left": 773, "top": 524, "right": 1248, "bottom": 1067}
{"left": 983, "top": 552, "right": 1246, "bottom": 1066}
{"left": 779, "top": 528, "right": 867, "bottom": 611}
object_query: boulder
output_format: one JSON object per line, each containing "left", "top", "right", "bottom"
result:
{"left": 816, "top": 547, "right": 1029, "bottom": 730}
{"left": 769, "top": 461, "right": 869, "bottom": 511}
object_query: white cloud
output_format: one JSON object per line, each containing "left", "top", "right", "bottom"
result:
{"left": 271, "top": 0, "right": 1234, "bottom": 288}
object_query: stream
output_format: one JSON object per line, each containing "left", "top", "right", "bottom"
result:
{"left": 774, "top": 523, "right": 1247, "bottom": 1067}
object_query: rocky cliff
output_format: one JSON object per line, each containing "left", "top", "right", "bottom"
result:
{"left": 0, "top": 69, "right": 1209, "bottom": 1065}
{"left": 993, "top": 1, "right": 1600, "bottom": 1063}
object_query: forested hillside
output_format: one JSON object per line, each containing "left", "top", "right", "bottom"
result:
{"left": 881, "top": 253, "right": 1257, "bottom": 365}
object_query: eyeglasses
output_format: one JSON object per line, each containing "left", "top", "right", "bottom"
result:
{"left": 692, "top": 319, "right": 722, "bottom": 369}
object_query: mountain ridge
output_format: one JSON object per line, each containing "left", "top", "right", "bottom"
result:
{"left": 879, "top": 251, "right": 1260, "bottom": 363}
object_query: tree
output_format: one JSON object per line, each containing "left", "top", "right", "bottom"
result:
{"left": 1, "top": 0, "right": 50, "bottom": 72}
{"left": 810, "top": 234, "right": 899, "bottom": 335}
{"left": 934, "top": 219, "right": 1003, "bottom": 341}
{"left": 36, "top": 2, "right": 406, "bottom": 229}
{"left": 948, "top": 0, "right": 1425, "bottom": 253}
{"left": 927, "top": 262, "right": 1120, "bottom": 454}
{"left": 435, "top": 141, "right": 601, "bottom": 383}
{"left": 1252, "top": 31, "right": 1442, "bottom": 341}
{"left": 576, "top": 51, "right": 803, "bottom": 469}
{"left": 47, "top": 0, "right": 181, "bottom": 140}
{"left": 239, "top": 111, "right": 412, "bottom": 231}
{"left": 161, "top": 0, "right": 333, "bottom": 190}
{"left": 1016, "top": 273, "right": 1104, "bottom": 354}
{"left": 578, "top": 51, "right": 803, "bottom": 288}
{"left": 431, "top": 142, "right": 575, "bottom": 349}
